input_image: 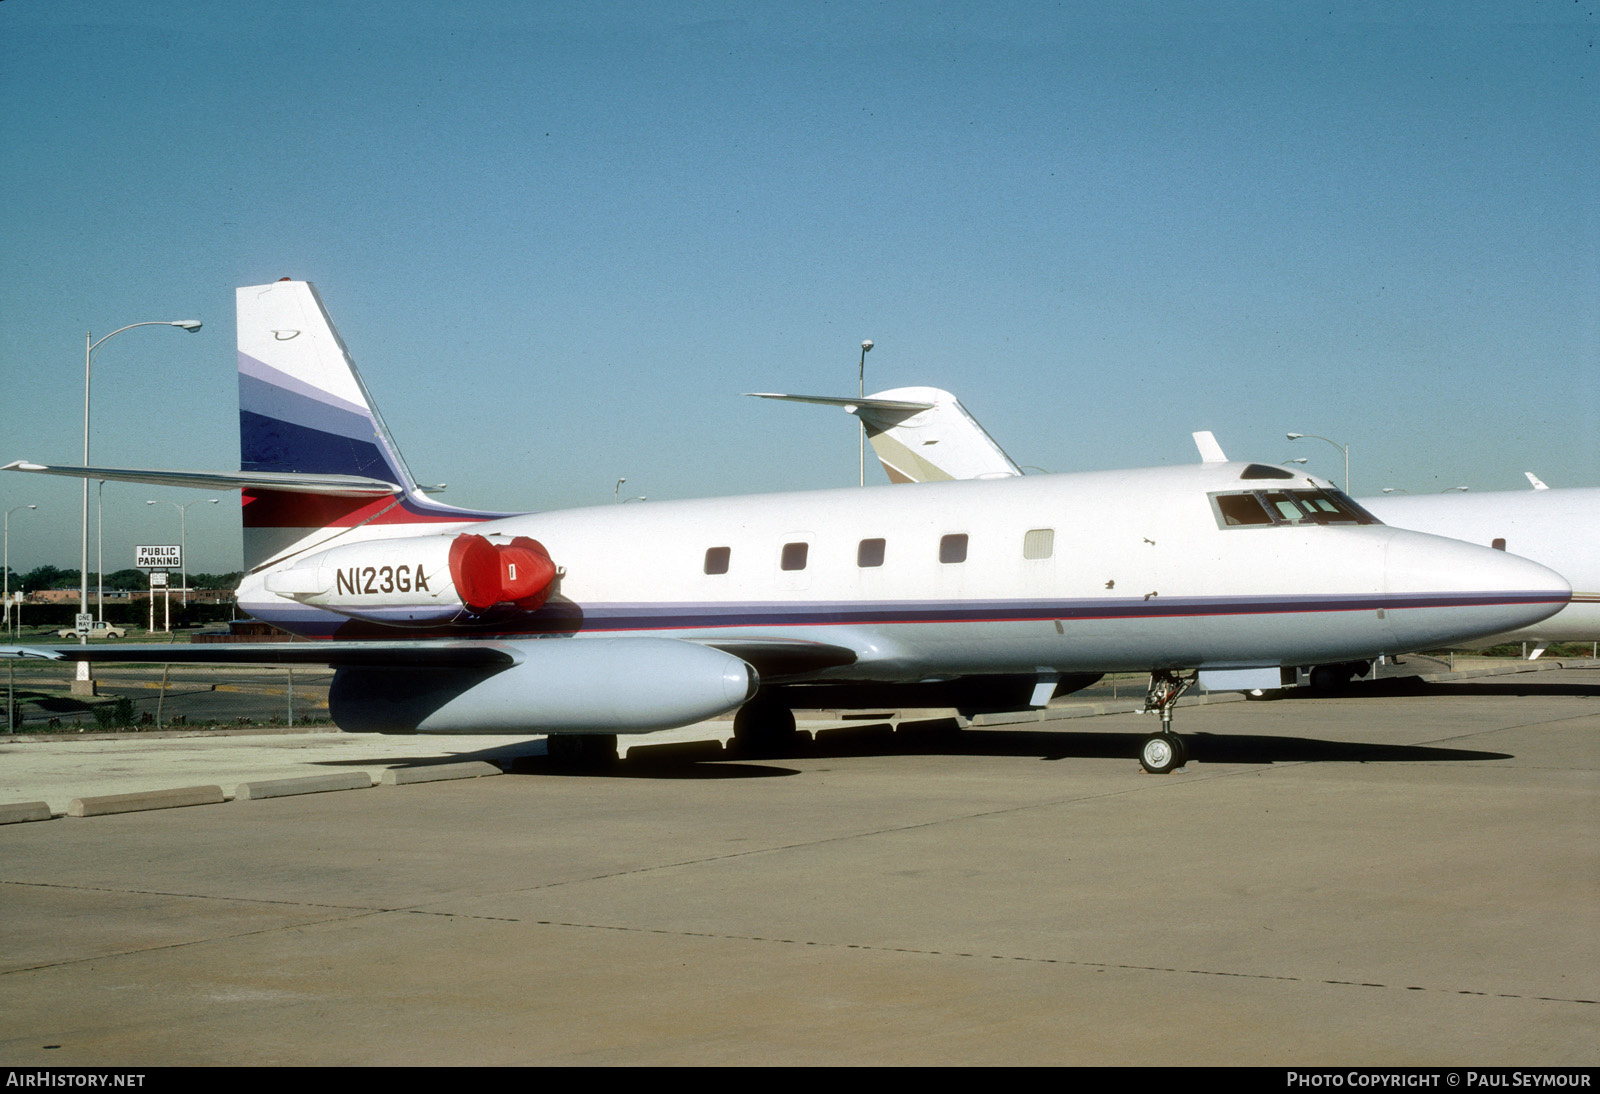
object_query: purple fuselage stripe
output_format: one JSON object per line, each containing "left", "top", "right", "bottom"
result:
{"left": 244, "top": 589, "right": 1569, "bottom": 640}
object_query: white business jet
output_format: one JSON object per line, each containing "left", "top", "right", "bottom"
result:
{"left": 3, "top": 283, "right": 1567, "bottom": 774}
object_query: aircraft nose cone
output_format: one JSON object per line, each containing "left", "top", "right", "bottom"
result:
{"left": 1384, "top": 531, "right": 1570, "bottom": 650}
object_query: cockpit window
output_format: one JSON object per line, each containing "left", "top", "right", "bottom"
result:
{"left": 1216, "top": 493, "right": 1274, "bottom": 526}
{"left": 1209, "top": 488, "right": 1380, "bottom": 529}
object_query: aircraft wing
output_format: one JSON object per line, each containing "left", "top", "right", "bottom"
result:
{"left": 0, "top": 636, "right": 857, "bottom": 679}
{"left": 2, "top": 641, "right": 517, "bottom": 667}
{"left": 2, "top": 460, "right": 401, "bottom": 497}
{"left": 693, "top": 637, "right": 858, "bottom": 678}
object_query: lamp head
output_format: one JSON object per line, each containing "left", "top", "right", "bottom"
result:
{"left": 173, "top": 320, "right": 202, "bottom": 332}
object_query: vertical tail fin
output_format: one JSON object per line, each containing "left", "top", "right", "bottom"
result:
{"left": 856, "top": 387, "right": 1021, "bottom": 483}
{"left": 238, "top": 280, "right": 418, "bottom": 490}
{"left": 237, "top": 280, "right": 506, "bottom": 569}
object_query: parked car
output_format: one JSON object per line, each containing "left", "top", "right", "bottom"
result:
{"left": 55, "top": 621, "right": 127, "bottom": 639}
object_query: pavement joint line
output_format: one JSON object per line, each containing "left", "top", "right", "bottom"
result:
{"left": 0, "top": 912, "right": 394, "bottom": 977}
{"left": 0, "top": 877, "right": 397, "bottom": 914}
{"left": 0, "top": 891, "right": 401, "bottom": 978}
{"left": 417, "top": 915, "right": 1600, "bottom": 1007}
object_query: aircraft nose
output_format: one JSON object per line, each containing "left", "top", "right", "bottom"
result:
{"left": 1384, "top": 531, "right": 1570, "bottom": 650}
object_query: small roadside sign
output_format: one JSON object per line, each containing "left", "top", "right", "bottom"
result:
{"left": 150, "top": 572, "right": 169, "bottom": 587}
{"left": 75, "top": 612, "right": 94, "bottom": 636}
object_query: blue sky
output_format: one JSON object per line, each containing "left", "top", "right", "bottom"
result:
{"left": 2, "top": 1, "right": 1594, "bottom": 573}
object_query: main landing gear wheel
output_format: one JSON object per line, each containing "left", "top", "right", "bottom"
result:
{"left": 546, "top": 733, "right": 618, "bottom": 768}
{"left": 1139, "top": 733, "right": 1186, "bottom": 775}
{"left": 732, "top": 701, "right": 799, "bottom": 757}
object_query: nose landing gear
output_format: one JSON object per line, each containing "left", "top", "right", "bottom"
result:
{"left": 1139, "top": 670, "right": 1197, "bottom": 774}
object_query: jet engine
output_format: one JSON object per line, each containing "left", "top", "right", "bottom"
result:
{"left": 263, "top": 532, "right": 556, "bottom": 625}
{"left": 329, "top": 637, "right": 759, "bottom": 734}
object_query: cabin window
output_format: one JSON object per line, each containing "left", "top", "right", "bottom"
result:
{"left": 1022, "top": 528, "right": 1054, "bottom": 560}
{"left": 1492, "top": 538, "right": 1506, "bottom": 551}
{"left": 939, "top": 534, "right": 968, "bottom": 564}
{"left": 857, "top": 538, "right": 886, "bottom": 568}
{"left": 781, "top": 542, "right": 809, "bottom": 571}
{"left": 703, "top": 547, "right": 730, "bottom": 575}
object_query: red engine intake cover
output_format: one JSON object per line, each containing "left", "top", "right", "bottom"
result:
{"left": 448, "top": 534, "right": 557, "bottom": 612}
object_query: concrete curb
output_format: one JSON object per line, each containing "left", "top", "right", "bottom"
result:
{"left": 0, "top": 801, "right": 54, "bottom": 824}
{"left": 381, "top": 762, "right": 502, "bottom": 785}
{"left": 235, "top": 772, "right": 374, "bottom": 800}
{"left": 68, "top": 785, "right": 226, "bottom": 817}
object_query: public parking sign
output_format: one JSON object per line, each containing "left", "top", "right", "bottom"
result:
{"left": 136, "top": 545, "right": 181, "bottom": 570}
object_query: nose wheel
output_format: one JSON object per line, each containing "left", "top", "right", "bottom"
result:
{"left": 1140, "top": 670, "right": 1196, "bottom": 774}
{"left": 1139, "top": 732, "right": 1187, "bottom": 774}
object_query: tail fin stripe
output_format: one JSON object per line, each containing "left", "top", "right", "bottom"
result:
{"left": 240, "top": 371, "right": 378, "bottom": 445}
{"left": 240, "top": 412, "right": 396, "bottom": 481}
{"left": 238, "top": 352, "right": 373, "bottom": 419}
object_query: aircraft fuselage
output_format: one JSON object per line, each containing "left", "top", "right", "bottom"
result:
{"left": 240, "top": 461, "right": 1568, "bottom": 686}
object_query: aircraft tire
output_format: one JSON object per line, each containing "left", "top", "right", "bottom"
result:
{"left": 733, "top": 701, "right": 799, "bottom": 758}
{"left": 546, "top": 733, "right": 618, "bottom": 768}
{"left": 1139, "top": 733, "right": 1184, "bottom": 775}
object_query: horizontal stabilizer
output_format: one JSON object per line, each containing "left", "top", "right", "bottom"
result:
{"left": 744, "top": 392, "right": 935, "bottom": 413}
{"left": 2, "top": 461, "right": 401, "bottom": 497}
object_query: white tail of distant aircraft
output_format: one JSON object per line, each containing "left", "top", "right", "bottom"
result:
{"left": 746, "top": 389, "right": 1021, "bottom": 482}
{"left": 4, "top": 282, "right": 1571, "bottom": 772}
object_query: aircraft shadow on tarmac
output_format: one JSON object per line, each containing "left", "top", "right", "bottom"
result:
{"left": 308, "top": 715, "right": 1513, "bottom": 779}
{"left": 1270, "top": 676, "right": 1600, "bottom": 701}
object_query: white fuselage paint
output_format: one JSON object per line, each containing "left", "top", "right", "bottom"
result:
{"left": 238, "top": 462, "right": 1569, "bottom": 682}
{"left": 1363, "top": 488, "right": 1599, "bottom": 645}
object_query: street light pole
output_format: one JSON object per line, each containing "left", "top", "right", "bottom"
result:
{"left": 3, "top": 504, "right": 31, "bottom": 733}
{"left": 147, "top": 498, "right": 217, "bottom": 608}
{"left": 96, "top": 480, "right": 105, "bottom": 624}
{"left": 857, "top": 339, "right": 873, "bottom": 487}
{"left": 5, "top": 505, "right": 37, "bottom": 640}
{"left": 1286, "top": 432, "right": 1350, "bottom": 494}
{"left": 78, "top": 320, "right": 201, "bottom": 692}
